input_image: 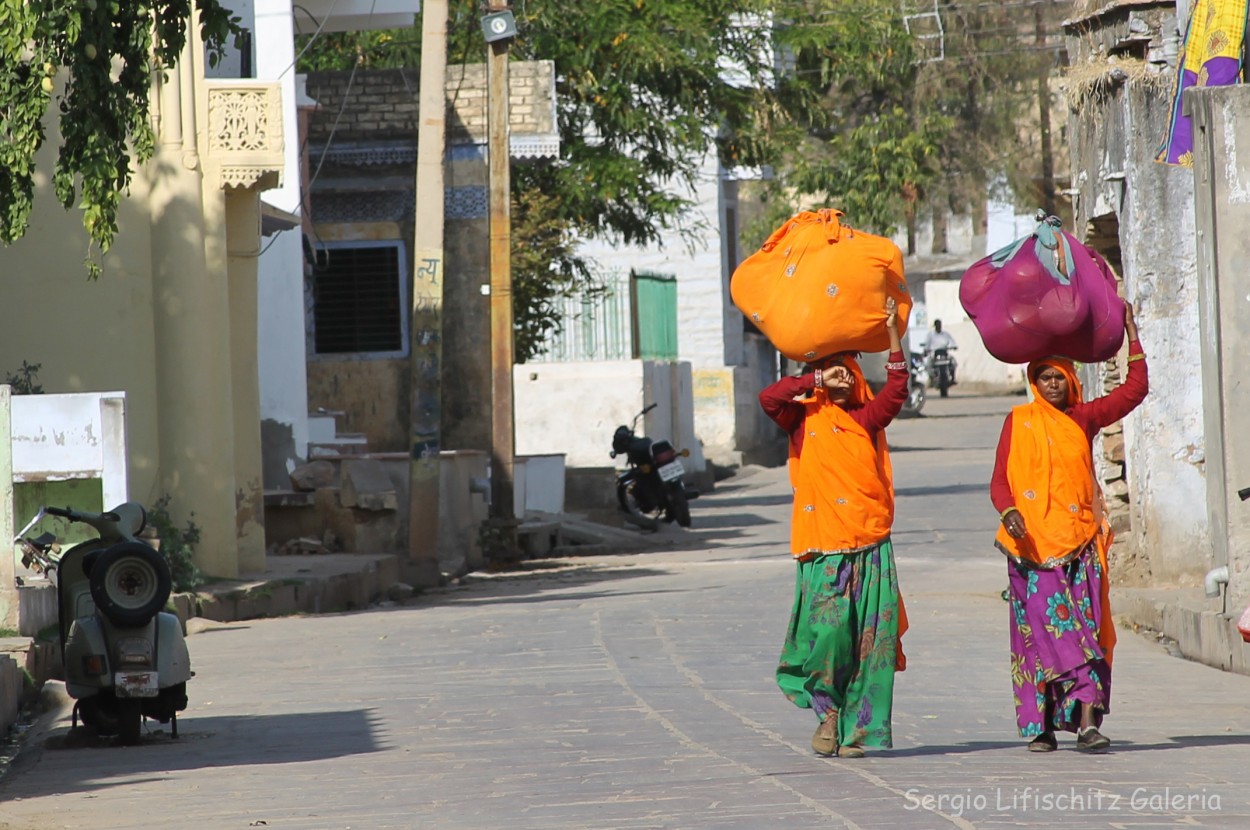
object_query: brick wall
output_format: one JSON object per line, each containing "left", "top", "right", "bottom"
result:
{"left": 305, "top": 61, "right": 555, "bottom": 145}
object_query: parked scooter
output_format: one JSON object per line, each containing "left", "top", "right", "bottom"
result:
{"left": 903, "top": 353, "right": 928, "bottom": 417}
{"left": 927, "top": 347, "right": 957, "bottom": 398}
{"left": 610, "top": 403, "right": 699, "bottom": 530}
{"left": 16, "top": 502, "right": 191, "bottom": 745}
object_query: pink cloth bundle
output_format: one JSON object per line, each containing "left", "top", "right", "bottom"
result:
{"left": 959, "top": 215, "right": 1125, "bottom": 365}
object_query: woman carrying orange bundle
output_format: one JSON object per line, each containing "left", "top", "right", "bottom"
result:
{"left": 759, "top": 298, "right": 909, "bottom": 759}
{"left": 991, "top": 303, "right": 1147, "bottom": 753}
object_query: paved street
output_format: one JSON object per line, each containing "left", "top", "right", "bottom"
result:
{"left": 4, "top": 392, "right": 1250, "bottom": 829}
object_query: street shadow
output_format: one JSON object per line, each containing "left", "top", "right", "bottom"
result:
{"left": 876, "top": 740, "right": 1030, "bottom": 757}
{"left": 1110, "top": 734, "right": 1250, "bottom": 751}
{"left": 883, "top": 734, "right": 1250, "bottom": 758}
{"left": 697, "top": 494, "right": 793, "bottom": 509}
{"left": 888, "top": 444, "right": 999, "bottom": 453}
{"left": 417, "top": 565, "right": 684, "bottom": 609}
{"left": 436, "top": 586, "right": 697, "bottom": 606}
{"left": 689, "top": 512, "right": 776, "bottom": 530}
{"left": 4, "top": 709, "right": 385, "bottom": 799}
{"left": 895, "top": 483, "right": 989, "bottom": 498}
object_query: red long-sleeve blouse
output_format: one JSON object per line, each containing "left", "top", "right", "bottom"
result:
{"left": 759, "top": 351, "right": 909, "bottom": 458}
{"left": 989, "top": 341, "right": 1149, "bottom": 515}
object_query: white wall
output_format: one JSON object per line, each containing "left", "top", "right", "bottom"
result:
{"left": 575, "top": 150, "right": 756, "bottom": 467}
{"left": 923, "top": 279, "right": 1027, "bottom": 390}
{"left": 255, "top": 0, "right": 310, "bottom": 461}
{"left": 577, "top": 152, "right": 728, "bottom": 371}
{"left": 514, "top": 360, "right": 707, "bottom": 477}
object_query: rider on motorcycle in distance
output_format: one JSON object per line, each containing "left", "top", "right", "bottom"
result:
{"left": 920, "top": 319, "right": 958, "bottom": 386}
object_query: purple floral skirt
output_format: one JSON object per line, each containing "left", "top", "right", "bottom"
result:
{"left": 1006, "top": 542, "right": 1110, "bottom": 737}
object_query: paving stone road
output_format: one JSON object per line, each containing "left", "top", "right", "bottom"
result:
{"left": 3, "top": 392, "right": 1250, "bottom": 830}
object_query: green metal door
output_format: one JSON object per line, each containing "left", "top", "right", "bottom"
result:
{"left": 631, "top": 270, "right": 677, "bottom": 360}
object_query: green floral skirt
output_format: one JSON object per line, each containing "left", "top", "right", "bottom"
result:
{"left": 775, "top": 539, "right": 902, "bottom": 749}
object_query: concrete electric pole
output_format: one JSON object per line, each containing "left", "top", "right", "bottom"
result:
{"left": 408, "top": 0, "right": 448, "bottom": 586}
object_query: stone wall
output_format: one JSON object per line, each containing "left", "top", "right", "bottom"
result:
{"left": 1064, "top": 0, "right": 1207, "bottom": 586}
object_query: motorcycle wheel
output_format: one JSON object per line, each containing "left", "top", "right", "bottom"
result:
{"left": 89, "top": 542, "right": 172, "bottom": 628}
{"left": 665, "top": 483, "right": 691, "bottom": 528}
{"left": 939, "top": 384, "right": 949, "bottom": 398}
{"left": 617, "top": 479, "right": 661, "bottom": 531}
{"left": 117, "top": 699, "right": 142, "bottom": 746}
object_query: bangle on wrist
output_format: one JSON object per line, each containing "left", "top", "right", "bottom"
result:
{"left": 999, "top": 507, "right": 1020, "bottom": 522}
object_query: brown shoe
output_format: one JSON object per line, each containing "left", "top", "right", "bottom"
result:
{"left": 811, "top": 718, "right": 837, "bottom": 756}
{"left": 836, "top": 744, "right": 865, "bottom": 759}
{"left": 1027, "top": 732, "right": 1057, "bottom": 753}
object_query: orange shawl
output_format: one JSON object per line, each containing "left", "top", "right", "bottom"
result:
{"left": 997, "top": 357, "right": 1116, "bottom": 662}
{"left": 788, "top": 355, "right": 907, "bottom": 668}
{"left": 789, "top": 356, "right": 894, "bottom": 558}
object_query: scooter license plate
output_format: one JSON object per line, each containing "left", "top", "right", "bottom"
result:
{"left": 658, "top": 460, "right": 685, "bottom": 482}
{"left": 115, "top": 671, "right": 159, "bottom": 698}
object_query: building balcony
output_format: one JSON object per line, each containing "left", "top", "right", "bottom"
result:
{"left": 204, "top": 80, "right": 285, "bottom": 191}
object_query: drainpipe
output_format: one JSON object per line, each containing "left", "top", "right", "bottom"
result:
{"left": 1204, "top": 565, "right": 1229, "bottom": 598}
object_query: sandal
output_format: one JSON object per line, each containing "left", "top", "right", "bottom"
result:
{"left": 1076, "top": 727, "right": 1111, "bottom": 753}
{"left": 1027, "top": 732, "right": 1057, "bottom": 753}
{"left": 811, "top": 718, "right": 837, "bottom": 757}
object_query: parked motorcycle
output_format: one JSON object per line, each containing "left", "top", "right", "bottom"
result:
{"left": 927, "top": 347, "right": 956, "bottom": 398}
{"left": 903, "top": 353, "right": 928, "bottom": 417}
{"left": 17, "top": 502, "right": 191, "bottom": 745}
{"left": 610, "top": 403, "right": 699, "bottom": 530}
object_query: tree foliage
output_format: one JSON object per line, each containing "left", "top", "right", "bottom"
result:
{"left": 298, "top": 0, "right": 1042, "bottom": 352}
{"left": 0, "top": 0, "right": 239, "bottom": 278}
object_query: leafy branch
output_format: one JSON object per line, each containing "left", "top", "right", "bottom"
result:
{"left": 0, "top": 0, "right": 240, "bottom": 278}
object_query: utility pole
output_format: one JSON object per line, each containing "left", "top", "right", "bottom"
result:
{"left": 408, "top": 0, "right": 448, "bottom": 586}
{"left": 1035, "top": 4, "right": 1056, "bottom": 217}
{"left": 486, "top": 0, "right": 518, "bottom": 552}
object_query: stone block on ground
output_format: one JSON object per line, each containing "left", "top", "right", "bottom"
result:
{"left": 388, "top": 582, "right": 416, "bottom": 602}
{"left": 290, "top": 460, "right": 337, "bottom": 491}
{"left": 196, "top": 593, "right": 238, "bottom": 622}
{"left": 25, "top": 640, "right": 62, "bottom": 685}
{"left": 170, "top": 593, "right": 196, "bottom": 626}
{"left": 0, "top": 654, "right": 20, "bottom": 733}
{"left": 17, "top": 581, "right": 57, "bottom": 637}
{"left": 341, "top": 459, "right": 399, "bottom": 511}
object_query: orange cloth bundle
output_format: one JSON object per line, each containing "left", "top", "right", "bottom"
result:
{"left": 731, "top": 209, "right": 912, "bottom": 361}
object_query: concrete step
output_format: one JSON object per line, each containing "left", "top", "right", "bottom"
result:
{"left": 307, "top": 410, "right": 345, "bottom": 444}
{"left": 308, "top": 435, "right": 369, "bottom": 458}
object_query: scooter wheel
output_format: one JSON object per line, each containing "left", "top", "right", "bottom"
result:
{"left": 89, "top": 542, "right": 172, "bottom": 627}
{"left": 117, "top": 699, "right": 142, "bottom": 746}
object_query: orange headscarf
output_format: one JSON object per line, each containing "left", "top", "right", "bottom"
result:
{"left": 995, "top": 357, "right": 1095, "bottom": 568}
{"left": 997, "top": 356, "right": 1115, "bottom": 662}
{"left": 789, "top": 354, "right": 894, "bottom": 558}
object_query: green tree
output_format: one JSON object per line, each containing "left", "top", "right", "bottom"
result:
{"left": 744, "top": 0, "right": 950, "bottom": 243}
{"left": 0, "top": 0, "right": 240, "bottom": 278}
{"left": 299, "top": 2, "right": 793, "bottom": 357}
{"left": 300, "top": 2, "right": 1041, "bottom": 349}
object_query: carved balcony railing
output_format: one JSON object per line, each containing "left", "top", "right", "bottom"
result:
{"left": 204, "top": 81, "right": 284, "bottom": 191}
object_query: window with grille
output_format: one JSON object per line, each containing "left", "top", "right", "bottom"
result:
{"left": 310, "top": 242, "right": 408, "bottom": 357}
